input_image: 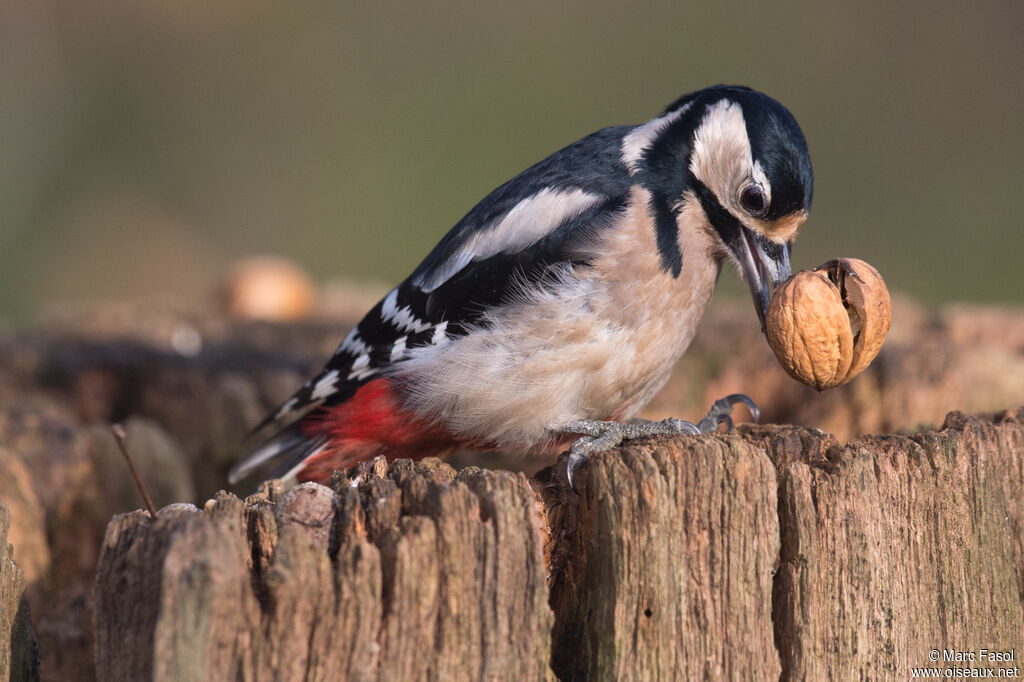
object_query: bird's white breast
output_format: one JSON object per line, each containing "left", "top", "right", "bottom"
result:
{"left": 396, "top": 186, "right": 720, "bottom": 454}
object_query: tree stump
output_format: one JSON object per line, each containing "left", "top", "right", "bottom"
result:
{"left": 94, "top": 461, "right": 553, "bottom": 681}
{"left": 1, "top": 504, "right": 40, "bottom": 681}
{"left": 89, "top": 410, "right": 1024, "bottom": 681}
{"left": 546, "top": 432, "right": 782, "bottom": 681}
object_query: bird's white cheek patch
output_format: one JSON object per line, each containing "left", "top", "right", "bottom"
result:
{"left": 689, "top": 100, "right": 754, "bottom": 210}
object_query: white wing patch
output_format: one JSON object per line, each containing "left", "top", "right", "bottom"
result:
{"left": 348, "top": 366, "right": 379, "bottom": 381}
{"left": 337, "top": 329, "right": 368, "bottom": 356}
{"left": 620, "top": 102, "right": 692, "bottom": 173}
{"left": 347, "top": 352, "right": 379, "bottom": 381}
{"left": 390, "top": 336, "right": 408, "bottom": 362}
{"left": 382, "top": 289, "right": 434, "bottom": 333}
{"left": 414, "top": 187, "right": 605, "bottom": 293}
{"left": 310, "top": 369, "right": 341, "bottom": 401}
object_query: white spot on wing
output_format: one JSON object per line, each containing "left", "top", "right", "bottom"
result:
{"left": 346, "top": 353, "right": 378, "bottom": 380}
{"left": 620, "top": 103, "right": 690, "bottom": 173}
{"left": 310, "top": 369, "right": 340, "bottom": 401}
{"left": 347, "top": 367, "right": 379, "bottom": 381}
{"left": 381, "top": 288, "right": 399, "bottom": 316}
{"left": 390, "top": 336, "right": 407, "bottom": 362}
{"left": 382, "top": 289, "right": 433, "bottom": 333}
{"left": 275, "top": 396, "right": 299, "bottom": 419}
{"left": 414, "top": 188, "right": 605, "bottom": 293}
{"left": 338, "top": 330, "right": 367, "bottom": 355}
{"left": 431, "top": 321, "right": 449, "bottom": 347}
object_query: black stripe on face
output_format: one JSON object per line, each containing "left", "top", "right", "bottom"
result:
{"left": 692, "top": 179, "right": 743, "bottom": 251}
{"left": 635, "top": 97, "right": 710, "bottom": 278}
{"left": 648, "top": 190, "right": 683, "bottom": 277}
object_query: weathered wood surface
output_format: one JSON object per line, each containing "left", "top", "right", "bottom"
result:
{"left": 94, "top": 460, "right": 553, "bottom": 681}
{"left": 546, "top": 432, "right": 782, "bottom": 681}
{"left": 547, "top": 409, "right": 1024, "bottom": 680}
{"left": 88, "top": 410, "right": 1024, "bottom": 681}
{"left": 1, "top": 504, "right": 40, "bottom": 681}
{"left": 765, "top": 410, "right": 1024, "bottom": 680}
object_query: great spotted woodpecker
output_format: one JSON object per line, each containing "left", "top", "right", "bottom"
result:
{"left": 229, "top": 85, "right": 813, "bottom": 489}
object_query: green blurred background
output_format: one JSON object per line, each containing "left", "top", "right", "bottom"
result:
{"left": 1, "top": 0, "right": 1021, "bottom": 324}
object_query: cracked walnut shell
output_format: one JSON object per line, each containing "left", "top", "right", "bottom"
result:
{"left": 765, "top": 258, "right": 891, "bottom": 391}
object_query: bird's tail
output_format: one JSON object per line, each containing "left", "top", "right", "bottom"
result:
{"left": 231, "top": 378, "right": 459, "bottom": 486}
{"left": 227, "top": 422, "right": 326, "bottom": 486}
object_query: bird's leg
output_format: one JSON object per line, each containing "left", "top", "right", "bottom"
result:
{"left": 561, "top": 393, "right": 759, "bottom": 491}
{"left": 562, "top": 418, "right": 699, "bottom": 492}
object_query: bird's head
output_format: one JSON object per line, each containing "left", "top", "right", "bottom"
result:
{"left": 687, "top": 87, "right": 813, "bottom": 329}
{"left": 641, "top": 86, "right": 813, "bottom": 330}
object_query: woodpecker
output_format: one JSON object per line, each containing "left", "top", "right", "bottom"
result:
{"left": 230, "top": 85, "right": 813, "bottom": 489}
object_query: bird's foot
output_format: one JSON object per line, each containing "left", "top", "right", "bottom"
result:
{"left": 562, "top": 393, "right": 759, "bottom": 491}
{"left": 563, "top": 418, "right": 700, "bottom": 490}
{"left": 694, "top": 393, "right": 760, "bottom": 433}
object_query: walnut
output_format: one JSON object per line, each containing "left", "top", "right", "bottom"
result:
{"left": 765, "top": 258, "right": 891, "bottom": 391}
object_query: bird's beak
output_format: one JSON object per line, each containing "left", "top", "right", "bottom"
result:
{"left": 736, "top": 227, "right": 791, "bottom": 332}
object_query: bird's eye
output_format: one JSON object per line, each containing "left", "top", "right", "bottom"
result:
{"left": 740, "top": 185, "right": 768, "bottom": 217}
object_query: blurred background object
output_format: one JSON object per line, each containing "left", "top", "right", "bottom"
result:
{"left": 1, "top": 0, "right": 1022, "bottom": 324}
{"left": 219, "top": 254, "right": 316, "bottom": 321}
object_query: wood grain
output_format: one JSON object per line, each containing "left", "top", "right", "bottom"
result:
{"left": 85, "top": 410, "right": 1024, "bottom": 681}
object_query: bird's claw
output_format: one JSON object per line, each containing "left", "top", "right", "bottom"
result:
{"left": 562, "top": 394, "right": 760, "bottom": 492}
{"left": 695, "top": 393, "right": 759, "bottom": 433}
{"left": 563, "top": 416, "right": 700, "bottom": 491}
